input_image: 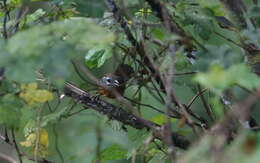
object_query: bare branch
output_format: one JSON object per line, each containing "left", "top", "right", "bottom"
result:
{"left": 64, "top": 82, "right": 190, "bottom": 149}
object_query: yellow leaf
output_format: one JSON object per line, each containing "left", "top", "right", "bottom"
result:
{"left": 33, "top": 90, "right": 53, "bottom": 103}
{"left": 128, "top": 20, "right": 133, "bottom": 25}
{"left": 36, "top": 128, "right": 49, "bottom": 157}
{"left": 19, "top": 83, "right": 53, "bottom": 105}
{"left": 150, "top": 115, "right": 167, "bottom": 125}
{"left": 20, "top": 128, "right": 49, "bottom": 157}
{"left": 27, "top": 83, "right": 38, "bottom": 90}
{"left": 20, "top": 133, "right": 36, "bottom": 147}
{"left": 39, "top": 128, "right": 49, "bottom": 148}
{"left": 21, "top": 82, "right": 38, "bottom": 90}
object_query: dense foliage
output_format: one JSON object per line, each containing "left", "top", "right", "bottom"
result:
{"left": 0, "top": 0, "right": 260, "bottom": 163}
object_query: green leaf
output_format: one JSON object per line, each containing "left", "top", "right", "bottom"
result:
{"left": 249, "top": 6, "right": 260, "bottom": 18}
{"left": 0, "top": 79, "right": 20, "bottom": 94}
{"left": 21, "top": 106, "right": 69, "bottom": 134}
{"left": 97, "top": 144, "right": 127, "bottom": 162}
{"left": 19, "top": 105, "right": 36, "bottom": 129}
{"left": 128, "top": 128, "right": 151, "bottom": 146}
{"left": 85, "top": 47, "right": 112, "bottom": 69}
{"left": 8, "top": 0, "right": 22, "bottom": 7}
{"left": 175, "top": 51, "right": 192, "bottom": 71}
{"left": 0, "top": 94, "right": 23, "bottom": 128}
{"left": 195, "top": 64, "right": 260, "bottom": 94}
{"left": 229, "top": 64, "right": 260, "bottom": 91}
{"left": 195, "top": 64, "right": 233, "bottom": 94}
{"left": 148, "top": 150, "right": 167, "bottom": 163}
{"left": 187, "top": 13, "right": 213, "bottom": 40}
{"left": 150, "top": 114, "right": 167, "bottom": 125}
{"left": 210, "top": 96, "right": 224, "bottom": 119}
{"left": 197, "top": 0, "right": 226, "bottom": 16}
{"left": 151, "top": 28, "right": 165, "bottom": 40}
{"left": 41, "top": 106, "right": 69, "bottom": 127}
{"left": 194, "top": 45, "right": 243, "bottom": 71}
{"left": 1, "top": 18, "right": 115, "bottom": 83}
{"left": 26, "top": 8, "right": 46, "bottom": 24}
{"left": 19, "top": 83, "right": 53, "bottom": 105}
{"left": 126, "top": 128, "right": 152, "bottom": 159}
{"left": 194, "top": 22, "right": 212, "bottom": 40}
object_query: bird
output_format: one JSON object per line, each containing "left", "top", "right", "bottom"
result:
{"left": 98, "top": 64, "right": 134, "bottom": 98}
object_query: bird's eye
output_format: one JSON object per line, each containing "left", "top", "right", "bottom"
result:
{"left": 107, "top": 78, "right": 112, "bottom": 83}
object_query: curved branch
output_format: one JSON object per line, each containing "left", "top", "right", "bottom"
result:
{"left": 64, "top": 82, "right": 190, "bottom": 149}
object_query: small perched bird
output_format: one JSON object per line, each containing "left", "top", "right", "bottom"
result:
{"left": 98, "top": 64, "right": 134, "bottom": 98}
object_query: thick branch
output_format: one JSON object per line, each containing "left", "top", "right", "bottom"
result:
{"left": 64, "top": 82, "right": 190, "bottom": 149}
{"left": 64, "top": 82, "right": 156, "bottom": 129}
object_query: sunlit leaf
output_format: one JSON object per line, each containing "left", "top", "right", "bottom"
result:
{"left": 20, "top": 128, "right": 49, "bottom": 157}
{"left": 97, "top": 144, "right": 127, "bottom": 162}
{"left": 150, "top": 114, "right": 167, "bottom": 125}
{"left": 19, "top": 83, "right": 53, "bottom": 105}
{"left": 195, "top": 64, "right": 234, "bottom": 94}
{"left": 20, "top": 133, "right": 36, "bottom": 147}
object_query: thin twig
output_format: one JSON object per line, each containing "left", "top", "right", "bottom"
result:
{"left": 67, "top": 108, "right": 86, "bottom": 117}
{"left": 95, "top": 125, "right": 102, "bottom": 163}
{"left": 145, "top": 0, "right": 207, "bottom": 50}
{"left": 52, "top": 125, "right": 64, "bottom": 163}
{"left": 123, "top": 96, "right": 179, "bottom": 118}
{"left": 198, "top": 85, "right": 215, "bottom": 121}
{"left": 174, "top": 71, "right": 197, "bottom": 76}
{"left": 187, "top": 88, "right": 208, "bottom": 108}
{"left": 153, "top": 141, "right": 168, "bottom": 156}
{"left": 144, "top": 85, "right": 165, "bottom": 104}
{"left": 64, "top": 82, "right": 190, "bottom": 149}
{"left": 149, "top": 78, "right": 165, "bottom": 103}
{"left": 11, "top": 129, "right": 23, "bottom": 163}
{"left": 71, "top": 60, "right": 97, "bottom": 86}
{"left": 11, "top": 6, "right": 29, "bottom": 35}
{"left": 214, "top": 31, "right": 243, "bottom": 48}
{"left": 46, "top": 100, "right": 64, "bottom": 163}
